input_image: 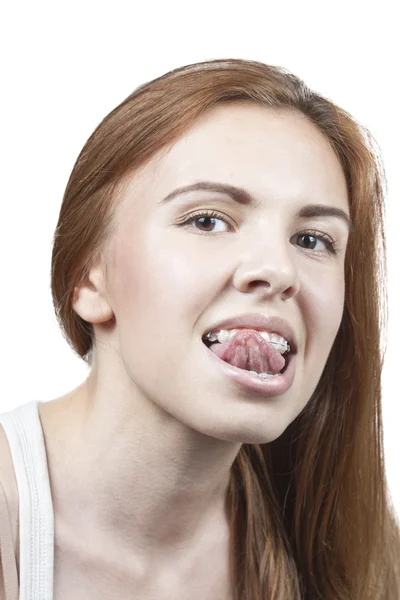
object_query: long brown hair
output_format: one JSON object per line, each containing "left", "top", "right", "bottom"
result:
{"left": 51, "top": 59, "right": 400, "bottom": 599}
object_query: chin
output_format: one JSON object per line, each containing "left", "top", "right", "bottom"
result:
{"left": 195, "top": 419, "right": 290, "bottom": 445}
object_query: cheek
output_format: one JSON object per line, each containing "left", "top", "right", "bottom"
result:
{"left": 306, "top": 270, "right": 346, "bottom": 353}
{"left": 106, "top": 232, "right": 213, "bottom": 387}
{"left": 108, "top": 229, "right": 210, "bottom": 333}
{"left": 321, "top": 272, "right": 345, "bottom": 329}
{"left": 298, "top": 271, "right": 345, "bottom": 405}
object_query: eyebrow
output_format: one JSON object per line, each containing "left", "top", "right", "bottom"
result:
{"left": 160, "top": 181, "right": 354, "bottom": 233}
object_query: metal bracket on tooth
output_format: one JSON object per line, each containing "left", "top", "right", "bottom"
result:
{"left": 205, "top": 332, "right": 219, "bottom": 342}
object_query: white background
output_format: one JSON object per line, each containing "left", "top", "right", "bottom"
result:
{"left": 1, "top": 1, "right": 399, "bottom": 517}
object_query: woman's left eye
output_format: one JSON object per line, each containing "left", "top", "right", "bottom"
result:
{"left": 179, "top": 210, "right": 339, "bottom": 255}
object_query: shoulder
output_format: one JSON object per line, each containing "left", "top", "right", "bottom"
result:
{"left": 0, "top": 424, "right": 19, "bottom": 571}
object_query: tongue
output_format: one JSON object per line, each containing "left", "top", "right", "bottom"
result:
{"left": 209, "top": 329, "right": 285, "bottom": 374}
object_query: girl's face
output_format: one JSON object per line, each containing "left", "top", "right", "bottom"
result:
{"left": 99, "top": 103, "right": 350, "bottom": 443}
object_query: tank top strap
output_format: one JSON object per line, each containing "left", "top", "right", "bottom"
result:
{"left": 0, "top": 401, "right": 54, "bottom": 599}
{"left": 0, "top": 478, "right": 19, "bottom": 600}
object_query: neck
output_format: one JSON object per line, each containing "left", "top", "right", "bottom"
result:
{"left": 38, "top": 372, "right": 238, "bottom": 562}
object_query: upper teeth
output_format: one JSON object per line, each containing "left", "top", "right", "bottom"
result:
{"left": 205, "top": 329, "right": 290, "bottom": 354}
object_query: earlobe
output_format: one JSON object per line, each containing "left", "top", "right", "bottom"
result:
{"left": 72, "top": 267, "right": 114, "bottom": 324}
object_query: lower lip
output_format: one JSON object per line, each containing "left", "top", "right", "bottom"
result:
{"left": 205, "top": 345, "right": 296, "bottom": 397}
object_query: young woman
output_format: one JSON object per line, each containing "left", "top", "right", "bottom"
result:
{"left": 1, "top": 58, "right": 399, "bottom": 599}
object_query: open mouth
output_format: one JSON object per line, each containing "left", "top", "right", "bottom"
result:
{"left": 202, "top": 335, "right": 291, "bottom": 376}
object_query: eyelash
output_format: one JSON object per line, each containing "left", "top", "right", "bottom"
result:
{"left": 178, "top": 209, "right": 339, "bottom": 255}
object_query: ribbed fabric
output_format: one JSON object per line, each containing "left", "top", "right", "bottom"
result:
{"left": 0, "top": 479, "right": 19, "bottom": 600}
{"left": 0, "top": 401, "right": 54, "bottom": 599}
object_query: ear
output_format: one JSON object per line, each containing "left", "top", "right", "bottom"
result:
{"left": 72, "top": 265, "right": 113, "bottom": 324}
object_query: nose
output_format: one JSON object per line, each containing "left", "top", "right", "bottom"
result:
{"left": 232, "top": 232, "right": 300, "bottom": 301}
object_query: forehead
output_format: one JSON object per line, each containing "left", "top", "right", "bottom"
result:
{"left": 118, "top": 102, "right": 348, "bottom": 218}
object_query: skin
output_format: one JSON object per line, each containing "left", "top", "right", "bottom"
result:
{"left": 36, "top": 102, "right": 350, "bottom": 594}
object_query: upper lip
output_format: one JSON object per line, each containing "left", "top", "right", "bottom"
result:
{"left": 202, "top": 313, "right": 297, "bottom": 354}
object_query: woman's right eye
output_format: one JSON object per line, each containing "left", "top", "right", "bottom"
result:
{"left": 180, "top": 210, "right": 232, "bottom": 234}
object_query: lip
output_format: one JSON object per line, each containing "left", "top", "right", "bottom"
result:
{"left": 202, "top": 313, "right": 298, "bottom": 354}
{"left": 205, "top": 343, "right": 297, "bottom": 397}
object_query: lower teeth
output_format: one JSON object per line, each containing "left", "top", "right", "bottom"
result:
{"left": 248, "top": 370, "right": 280, "bottom": 379}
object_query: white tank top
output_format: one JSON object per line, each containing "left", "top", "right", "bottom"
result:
{"left": 0, "top": 401, "right": 54, "bottom": 599}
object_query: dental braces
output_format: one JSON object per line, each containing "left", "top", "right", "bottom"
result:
{"left": 205, "top": 331, "right": 291, "bottom": 353}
